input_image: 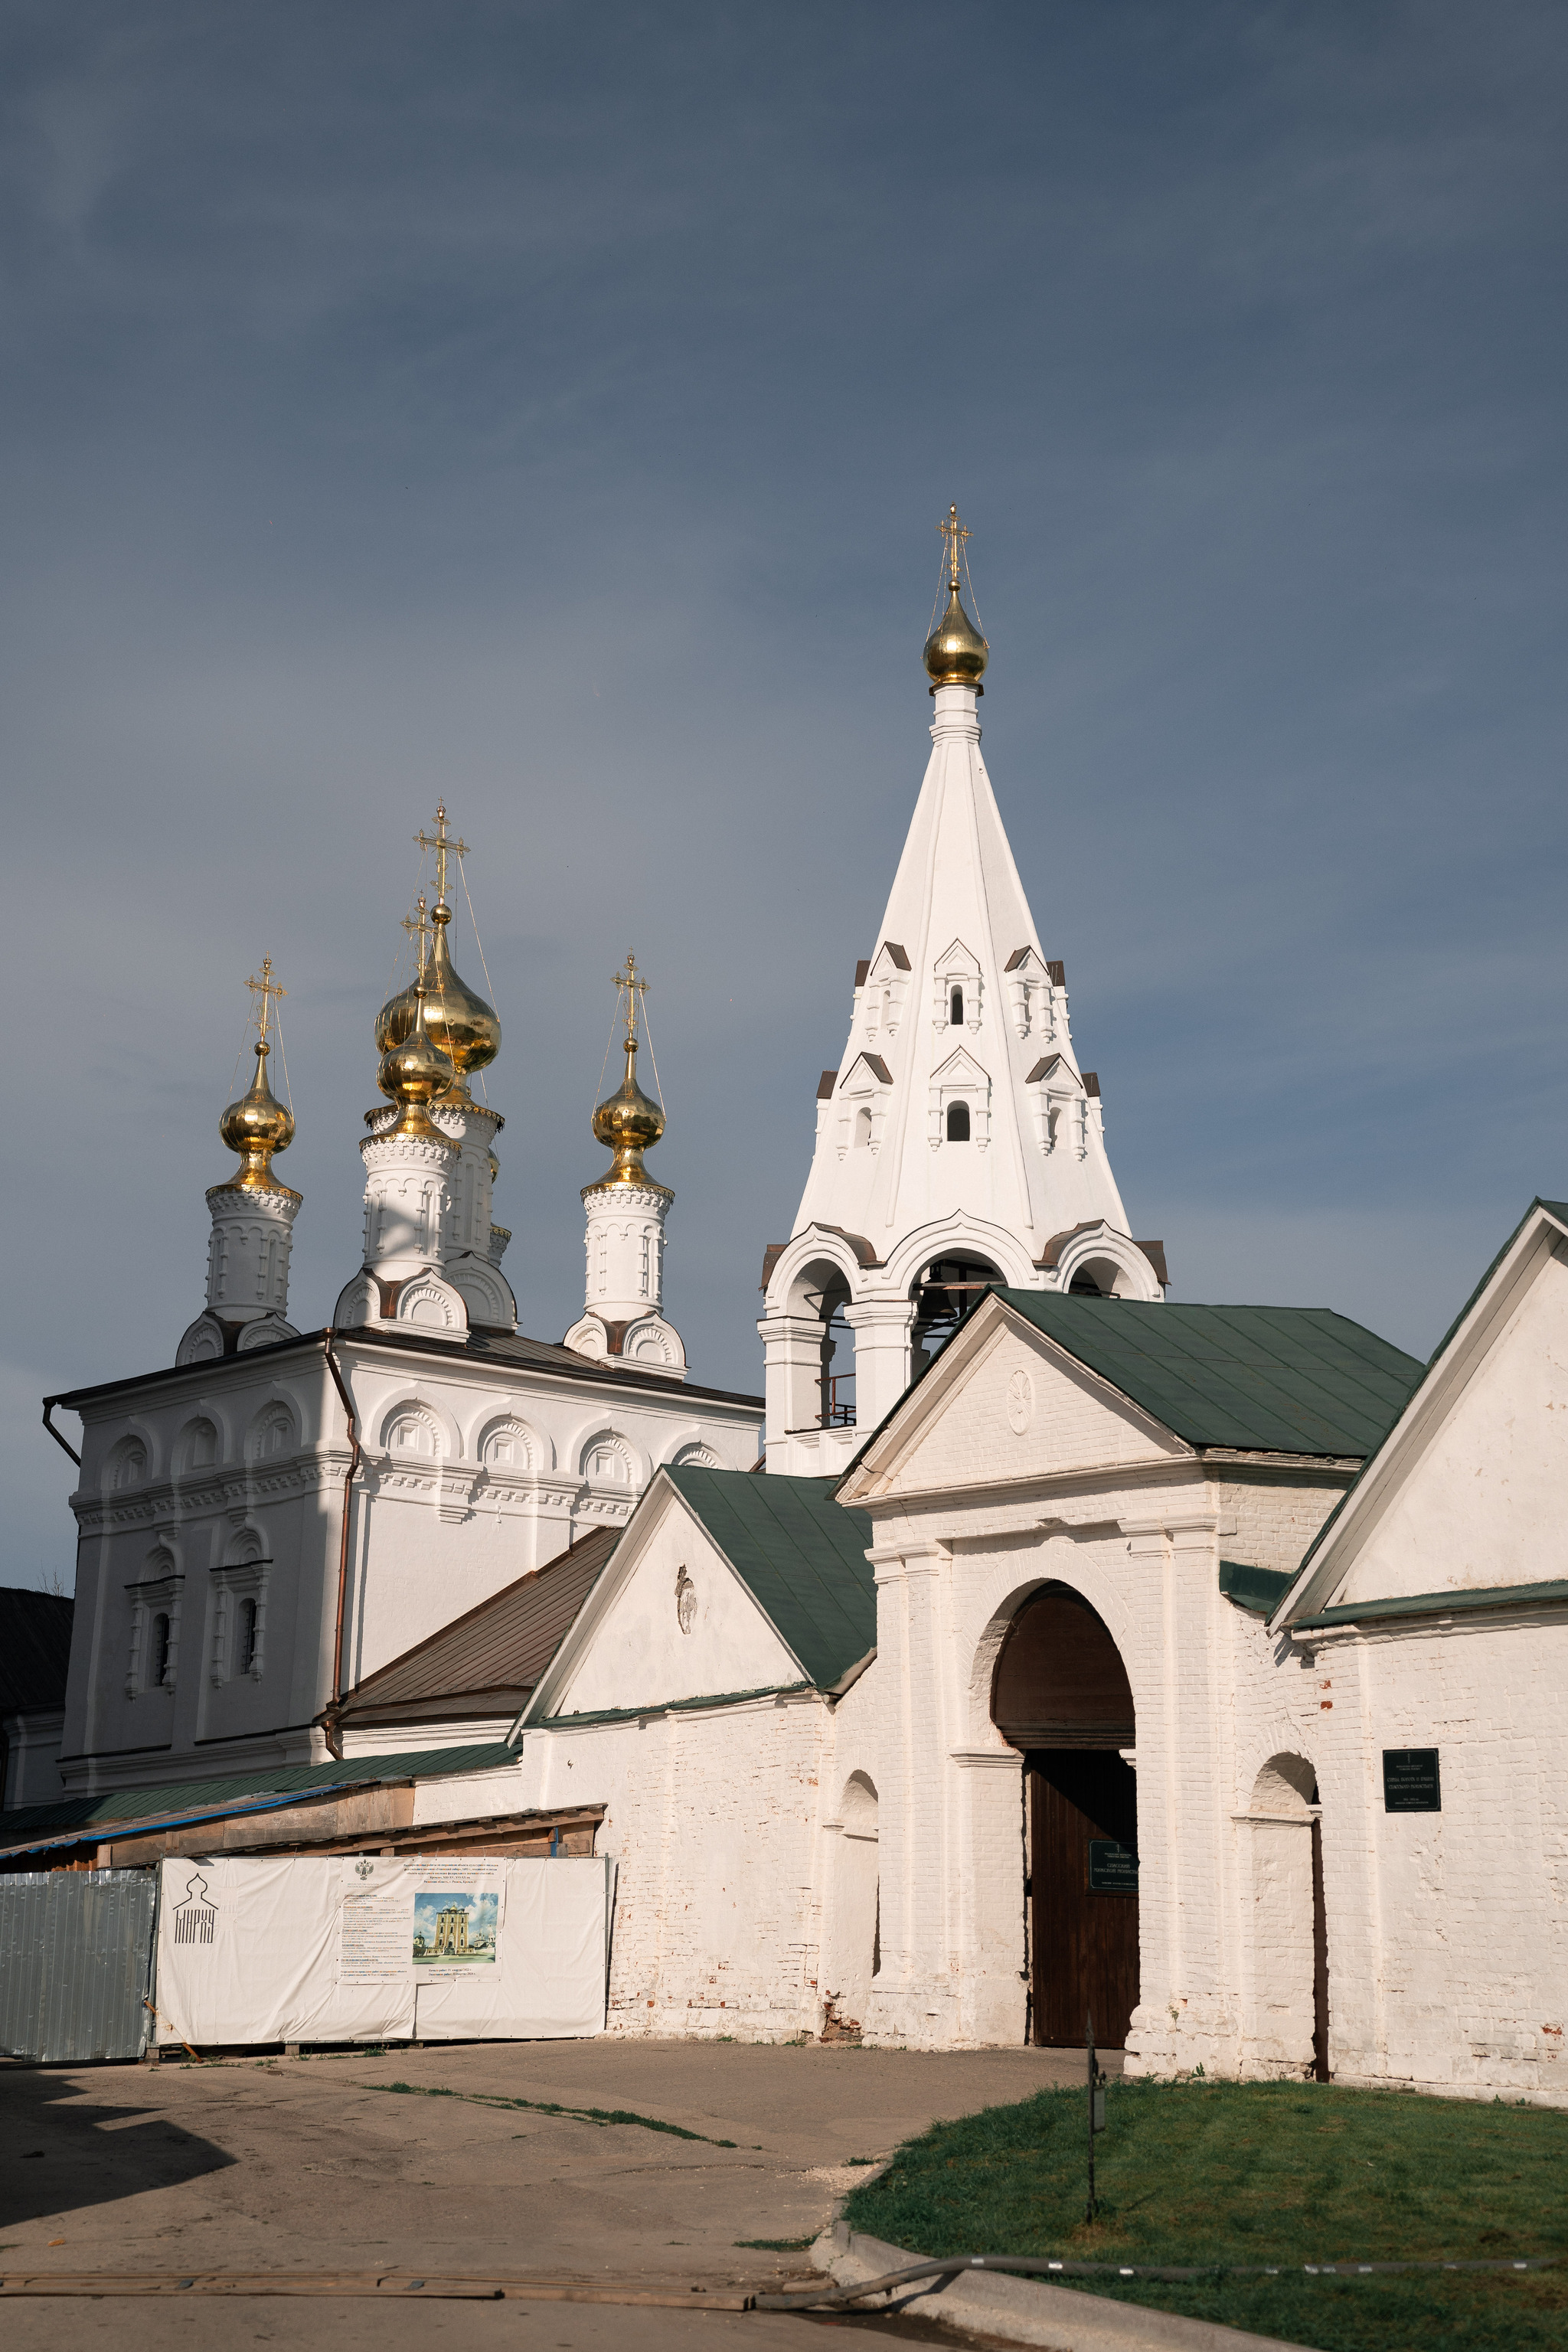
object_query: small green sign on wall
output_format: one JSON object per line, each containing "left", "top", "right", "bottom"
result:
{"left": 1086, "top": 1839, "right": 1138, "bottom": 1892}
{"left": 1383, "top": 1749, "right": 1441, "bottom": 1812}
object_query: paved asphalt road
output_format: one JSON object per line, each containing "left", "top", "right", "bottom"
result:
{"left": 1, "top": 2039, "right": 1108, "bottom": 2349}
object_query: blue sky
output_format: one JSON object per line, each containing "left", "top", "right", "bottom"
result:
{"left": 5, "top": 3, "right": 1566, "bottom": 1585}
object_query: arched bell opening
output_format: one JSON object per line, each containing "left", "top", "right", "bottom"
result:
{"left": 781, "top": 1255, "right": 855, "bottom": 1430}
{"left": 909, "top": 1253, "right": 1001, "bottom": 1375}
{"left": 992, "top": 1583, "right": 1138, "bottom": 2051}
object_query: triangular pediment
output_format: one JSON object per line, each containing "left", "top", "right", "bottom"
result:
{"left": 931, "top": 1044, "right": 988, "bottom": 1088}
{"left": 525, "top": 1478, "right": 804, "bottom": 1724}
{"left": 1282, "top": 1206, "right": 1568, "bottom": 1619}
{"left": 841, "top": 1051, "right": 894, "bottom": 1093}
{"left": 841, "top": 1295, "right": 1190, "bottom": 1502}
{"left": 934, "top": 938, "right": 981, "bottom": 977}
{"left": 868, "top": 940, "right": 910, "bottom": 980}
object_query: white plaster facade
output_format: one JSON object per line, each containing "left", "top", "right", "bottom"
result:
{"left": 760, "top": 671, "right": 1163, "bottom": 1478}
{"left": 53, "top": 1331, "right": 760, "bottom": 1796}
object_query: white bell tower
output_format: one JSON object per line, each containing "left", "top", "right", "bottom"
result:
{"left": 564, "top": 955, "right": 686, "bottom": 1379}
{"left": 177, "top": 960, "right": 302, "bottom": 1366}
{"left": 759, "top": 511, "right": 1166, "bottom": 1473}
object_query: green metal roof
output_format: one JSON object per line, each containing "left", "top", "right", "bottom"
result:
{"left": 0, "top": 1740, "right": 518, "bottom": 1848}
{"left": 1218, "top": 1561, "right": 1295, "bottom": 1616}
{"left": 990, "top": 1295, "right": 1423, "bottom": 1457}
{"left": 665, "top": 1467, "right": 876, "bottom": 1690}
{"left": 537, "top": 1681, "right": 814, "bottom": 1731}
{"left": 1292, "top": 1579, "right": 1568, "bottom": 1632}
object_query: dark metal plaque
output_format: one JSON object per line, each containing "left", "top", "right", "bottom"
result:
{"left": 1383, "top": 1748, "right": 1441, "bottom": 1812}
{"left": 1086, "top": 1839, "right": 1138, "bottom": 1893}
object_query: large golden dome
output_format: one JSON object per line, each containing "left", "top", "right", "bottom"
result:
{"left": 589, "top": 1034, "right": 669, "bottom": 1193}
{"left": 375, "top": 900, "right": 500, "bottom": 1105}
{"left": 216, "top": 1040, "right": 298, "bottom": 1197}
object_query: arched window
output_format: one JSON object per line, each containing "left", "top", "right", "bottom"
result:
{"left": 946, "top": 1100, "right": 971, "bottom": 1143}
{"left": 949, "top": 986, "right": 964, "bottom": 1027}
{"left": 253, "top": 1406, "right": 293, "bottom": 1461}
{"left": 152, "top": 1614, "right": 172, "bottom": 1687}
{"left": 854, "top": 1105, "right": 872, "bottom": 1148}
{"left": 110, "top": 1439, "right": 148, "bottom": 1493}
{"left": 237, "top": 1598, "right": 258, "bottom": 1676}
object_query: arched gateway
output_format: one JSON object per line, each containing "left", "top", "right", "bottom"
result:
{"left": 992, "top": 1584, "right": 1138, "bottom": 2048}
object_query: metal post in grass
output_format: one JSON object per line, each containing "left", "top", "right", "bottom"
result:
{"left": 1086, "top": 2011, "right": 1106, "bottom": 2222}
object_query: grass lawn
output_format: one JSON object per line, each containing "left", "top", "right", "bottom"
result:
{"left": 841, "top": 2079, "right": 1568, "bottom": 2352}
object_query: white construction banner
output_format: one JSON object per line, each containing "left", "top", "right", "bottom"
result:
{"left": 153, "top": 1854, "right": 612, "bottom": 2049}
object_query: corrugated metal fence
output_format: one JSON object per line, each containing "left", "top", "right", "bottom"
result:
{"left": 0, "top": 1871, "right": 157, "bottom": 2062}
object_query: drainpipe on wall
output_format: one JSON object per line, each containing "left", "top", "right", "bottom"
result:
{"left": 322, "top": 1332, "right": 361, "bottom": 1762}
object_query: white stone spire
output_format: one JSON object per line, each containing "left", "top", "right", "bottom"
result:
{"left": 564, "top": 955, "right": 687, "bottom": 1377}
{"left": 759, "top": 513, "right": 1165, "bottom": 1472}
{"left": 178, "top": 961, "right": 302, "bottom": 1366}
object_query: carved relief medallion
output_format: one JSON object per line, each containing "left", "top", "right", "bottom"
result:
{"left": 675, "top": 1565, "right": 697, "bottom": 1634}
{"left": 1006, "top": 1367, "right": 1034, "bottom": 1435}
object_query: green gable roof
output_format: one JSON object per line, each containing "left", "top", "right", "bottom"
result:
{"left": 665, "top": 1466, "right": 875, "bottom": 1690}
{"left": 991, "top": 1295, "right": 1423, "bottom": 1457}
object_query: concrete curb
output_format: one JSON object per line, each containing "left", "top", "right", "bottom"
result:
{"left": 809, "top": 2223, "right": 1309, "bottom": 2352}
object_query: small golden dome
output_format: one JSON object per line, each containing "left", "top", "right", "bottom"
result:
{"left": 216, "top": 1040, "right": 298, "bottom": 1196}
{"left": 590, "top": 1034, "right": 668, "bottom": 1191}
{"left": 376, "top": 988, "right": 457, "bottom": 1145}
{"left": 923, "top": 502, "right": 989, "bottom": 687}
{"left": 923, "top": 583, "right": 988, "bottom": 687}
{"left": 376, "top": 901, "right": 500, "bottom": 1106}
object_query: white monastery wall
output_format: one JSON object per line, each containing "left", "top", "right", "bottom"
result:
{"left": 1297, "top": 1611, "right": 1568, "bottom": 2105}
{"left": 520, "top": 1695, "right": 831, "bottom": 2040}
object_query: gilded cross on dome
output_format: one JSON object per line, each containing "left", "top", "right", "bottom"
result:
{"left": 244, "top": 956, "right": 286, "bottom": 1044}
{"left": 612, "top": 950, "right": 649, "bottom": 1044}
{"left": 415, "top": 801, "right": 469, "bottom": 906}
{"left": 939, "top": 502, "right": 970, "bottom": 590}
{"left": 400, "top": 894, "right": 432, "bottom": 979}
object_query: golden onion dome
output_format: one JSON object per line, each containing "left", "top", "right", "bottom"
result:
{"left": 216, "top": 1040, "right": 298, "bottom": 1195}
{"left": 923, "top": 582, "right": 989, "bottom": 688}
{"left": 376, "top": 988, "right": 457, "bottom": 1145}
{"left": 375, "top": 901, "right": 500, "bottom": 1105}
{"left": 589, "top": 1034, "right": 668, "bottom": 1192}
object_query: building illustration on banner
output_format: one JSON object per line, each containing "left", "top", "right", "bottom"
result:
{"left": 414, "top": 1891, "right": 498, "bottom": 1965}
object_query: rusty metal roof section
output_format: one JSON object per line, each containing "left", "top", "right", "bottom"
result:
{"left": 329, "top": 1525, "right": 619, "bottom": 1733}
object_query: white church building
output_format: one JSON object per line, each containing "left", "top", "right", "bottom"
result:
{"left": 23, "top": 516, "right": 1567, "bottom": 2105}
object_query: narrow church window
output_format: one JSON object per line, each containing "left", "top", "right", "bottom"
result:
{"left": 152, "top": 1614, "right": 172, "bottom": 1687}
{"left": 949, "top": 986, "right": 964, "bottom": 1026}
{"left": 237, "top": 1597, "right": 258, "bottom": 1675}
{"left": 946, "top": 1101, "right": 971, "bottom": 1142}
{"left": 854, "top": 1105, "right": 872, "bottom": 1148}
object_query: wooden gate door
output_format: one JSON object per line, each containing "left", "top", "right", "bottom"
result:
{"left": 1028, "top": 1750, "right": 1139, "bottom": 2048}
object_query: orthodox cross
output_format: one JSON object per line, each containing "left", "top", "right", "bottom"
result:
{"left": 939, "top": 502, "right": 970, "bottom": 590}
{"left": 401, "top": 894, "right": 432, "bottom": 980}
{"left": 415, "top": 801, "right": 469, "bottom": 906}
{"left": 245, "top": 957, "right": 286, "bottom": 1045}
{"left": 613, "top": 951, "right": 649, "bottom": 1045}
